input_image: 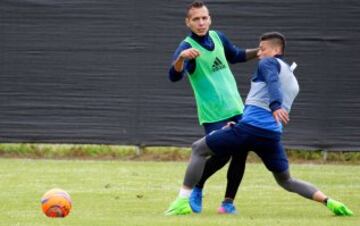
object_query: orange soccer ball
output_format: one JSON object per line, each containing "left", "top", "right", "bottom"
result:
{"left": 41, "top": 188, "right": 72, "bottom": 218}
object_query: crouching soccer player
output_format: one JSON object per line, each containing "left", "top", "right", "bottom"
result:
{"left": 165, "top": 32, "right": 353, "bottom": 216}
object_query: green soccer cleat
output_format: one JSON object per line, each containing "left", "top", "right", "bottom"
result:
{"left": 165, "top": 197, "right": 192, "bottom": 216}
{"left": 326, "top": 198, "right": 353, "bottom": 216}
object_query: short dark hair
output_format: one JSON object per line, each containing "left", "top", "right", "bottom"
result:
{"left": 260, "top": 32, "right": 286, "bottom": 54}
{"left": 186, "top": 1, "right": 208, "bottom": 17}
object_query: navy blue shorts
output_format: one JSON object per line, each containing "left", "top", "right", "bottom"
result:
{"left": 203, "top": 114, "right": 242, "bottom": 135}
{"left": 206, "top": 123, "right": 289, "bottom": 173}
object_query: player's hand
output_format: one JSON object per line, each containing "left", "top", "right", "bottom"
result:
{"left": 222, "top": 121, "right": 236, "bottom": 129}
{"left": 179, "top": 48, "right": 200, "bottom": 60}
{"left": 273, "top": 108, "right": 289, "bottom": 125}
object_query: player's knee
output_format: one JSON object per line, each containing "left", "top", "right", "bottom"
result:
{"left": 273, "top": 171, "right": 294, "bottom": 192}
{"left": 191, "top": 139, "right": 204, "bottom": 155}
{"left": 230, "top": 153, "right": 247, "bottom": 164}
{"left": 220, "top": 155, "right": 231, "bottom": 164}
{"left": 191, "top": 139, "right": 200, "bottom": 153}
{"left": 191, "top": 137, "right": 211, "bottom": 157}
{"left": 276, "top": 177, "right": 294, "bottom": 192}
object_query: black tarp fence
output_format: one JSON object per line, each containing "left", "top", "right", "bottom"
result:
{"left": 1, "top": 0, "right": 360, "bottom": 150}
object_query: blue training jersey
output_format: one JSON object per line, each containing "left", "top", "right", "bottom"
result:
{"left": 241, "top": 56, "right": 299, "bottom": 133}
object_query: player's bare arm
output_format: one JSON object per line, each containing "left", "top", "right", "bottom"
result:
{"left": 245, "top": 48, "right": 259, "bottom": 60}
{"left": 173, "top": 48, "right": 201, "bottom": 72}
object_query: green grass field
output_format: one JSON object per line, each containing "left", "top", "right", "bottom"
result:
{"left": 0, "top": 158, "right": 359, "bottom": 226}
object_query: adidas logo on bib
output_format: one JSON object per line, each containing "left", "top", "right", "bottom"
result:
{"left": 212, "top": 57, "right": 226, "bottom": 72}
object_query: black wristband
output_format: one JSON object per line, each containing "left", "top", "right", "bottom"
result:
{"left": 324, "top": 197, "right": 329, "bottom": 205}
